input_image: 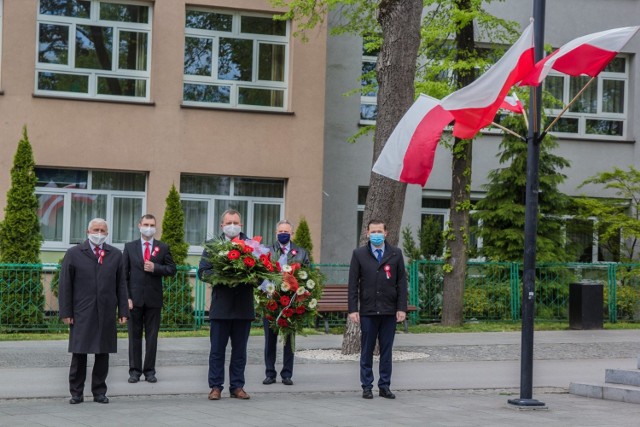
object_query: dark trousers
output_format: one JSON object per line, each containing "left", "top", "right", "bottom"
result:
{"left": 128, "top": 305, "right": 161, "bottom": 377}
{"left": 69, "top": 353, "right": 109, "bottom": 397}
{"left": 263, "top": 317, "right": 294, "bottom": 380}
{"left": 208, "top": 319, "right": 251, "bottom": 391}
{"left": 360, "top": 315, "right": 396, "bottom": 389}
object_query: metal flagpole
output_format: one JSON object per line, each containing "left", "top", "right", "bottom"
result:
{"left": 508, "top": 0, "right": 547, "bottom": 408}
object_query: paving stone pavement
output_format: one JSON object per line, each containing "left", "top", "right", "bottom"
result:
{"left": 1, "top": 329, "right": 640, "bottom": 426}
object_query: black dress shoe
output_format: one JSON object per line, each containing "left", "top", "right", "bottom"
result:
{"left": 282, "top": 378, "right": 293, "bottom": 386}
{"left": 128, "top": 375, "right": 140, "bottom": 383}
{"left": 69, "top": 396, "right": 84, "bottom": 404}
{"left": 263, "top": 377, "right": 276, "bottom": 385}
{"left": 145, "top": 374, "right": 157, "bottom": 383}
{"left": 362, "top": 389, "right": 373, "bottom": 399}
{"left": 93, "top": 395, "right": 109, "bottom": 404}
{"left": 379, "top": 388, "right": 396, "bottom": 399}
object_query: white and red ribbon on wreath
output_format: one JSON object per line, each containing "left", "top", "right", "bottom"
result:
{"left": 98, "top": 250, "right": 105, "bottom": 265}
{"left": 383, "top": 264, "right": 391, "bottom": 279}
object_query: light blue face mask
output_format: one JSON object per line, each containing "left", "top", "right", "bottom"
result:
{"left": 369, "top": 233, "right": 385, "bottom": 246}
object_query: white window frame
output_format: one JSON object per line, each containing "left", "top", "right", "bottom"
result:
{"left": 360, "top": 53, "right": 377, "bottom": 125}
{"left": 35, "top": 0, "right": 152, "bottom": 101}
{"left": 544, "top": 55, "right": 629, "bottom": 141}
{"left": 36, "top": 169, "right": 147, "bottom": 250}
{"left": 182, "top": 7, "right": 290, "bottom": 112}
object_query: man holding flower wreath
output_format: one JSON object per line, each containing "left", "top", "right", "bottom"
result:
{"left": 198, "top": 209, "right": 255, "bottom": 401}
{"left": 262, "top": 219, "right": 310, "bottom": 386}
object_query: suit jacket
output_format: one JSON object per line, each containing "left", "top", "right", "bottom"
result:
{"left": 58, "top": 240, "right": 129, "bottom": 354}
{"left": 123, "top": 238, "right": 176, "bottom": 308}
{"left": 270, "top": 241, "right": 311, "bottom": 267}
{"left": 198, "top": 232, "right": 255, "bottom": 320}
{"left": 348, "top": 241, "right": 408, "bottom": 316}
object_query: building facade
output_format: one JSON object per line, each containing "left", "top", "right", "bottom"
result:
{"left": 320, "top": 0, "right": 640, "bottom": 263}
{"left": 0, "top": 0, "right": 327, "bottom": 262}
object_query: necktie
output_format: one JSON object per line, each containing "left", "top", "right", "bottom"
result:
{"left": 282, "top": 246, "right": 287, "bottom": 255}
{"left": 94, "top": 246, "right": 101, "bottom": 259}
{"left": 375, "top": 249, "right": 382, "bottom": 264}
{"left": 144, "top": 242, "right": 151, "bottom": 262}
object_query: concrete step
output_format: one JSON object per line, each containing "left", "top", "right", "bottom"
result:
{"left": 605, "top": 368, "right": 640, "bottom": 387}
{"left": 570, "top": 381, "right": 640, "bottom": 404}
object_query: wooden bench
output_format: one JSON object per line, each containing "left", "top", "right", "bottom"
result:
{"left": 317, "top": 284, "right": 418, "bottom": 333}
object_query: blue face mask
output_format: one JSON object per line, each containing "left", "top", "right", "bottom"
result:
{"left": 277, "top": 233, "right": 291, "bottom": 245}
{"left": 369, "top": 233, "right": 385, "bottom": 246}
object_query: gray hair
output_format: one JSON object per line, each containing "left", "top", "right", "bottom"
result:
{"left": 276, "top": 219, "right": 293, "bottom": 230}
{"left": 87, "top": 217, "right": 108, "bottom": 230}
{"left": 220, "top": 208, "right": 241, "bottom": 224}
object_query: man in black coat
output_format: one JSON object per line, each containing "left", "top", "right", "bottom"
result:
{"left": 348, "top": 219, "right": 407, "bottom": 400}
{"left": 123, "top": 214, "right": 176, "bottom": 384}
{"left": 198, "top": 209, "right": 254, "bottom": 401}
{"left": 58, "top": 218, "right": 129, "bottom": 405}
{"left": 262, "top": 219, "right": 310, "bottom": 386}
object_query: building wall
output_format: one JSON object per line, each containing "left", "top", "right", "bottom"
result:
{"left": 0, "top": 0, "right": 327, "bottom": 261}
{"left": 321, "top": 0, "right": 640, "bottom": 263}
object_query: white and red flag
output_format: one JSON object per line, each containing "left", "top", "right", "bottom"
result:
{"left": 522, "top": 26, "right": 640, "bottom": 86}
{"left": 372, "top": 94, "right": 453, "bottom": 186}
{"left": 441, "top": 21, "right": 535, "bottom": 139}
{"left": 499, "top": 94, "right": 524, "bottom": 114}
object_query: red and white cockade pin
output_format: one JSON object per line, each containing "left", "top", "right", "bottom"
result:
{"left": 98, "top": 250, "right": 105, "bottom": 265}
{"left": 152, "top": 246, "right": 160, "bottom": 257}
{"left": 291, "top": 249, "right": 297, "bottom": 256}
{"left": 384, "top": 264, "right": 391, "bottom": 279}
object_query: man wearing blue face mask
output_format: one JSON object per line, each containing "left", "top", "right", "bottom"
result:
{"left": 262, "top": 220, "right": 310, "bottom": 386}
{"left": 348, "top": 219, "right": 407, "bottom": 400}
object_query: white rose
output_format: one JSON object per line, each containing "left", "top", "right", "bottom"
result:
{"left": 298, "top": 270, "right": 308, "bottom": 280}
{"left": 282, "top": 265, "right": 293, "bottom": 273}
{"left": 281, "top": 282, "right": 291, "bottom": 292}
{"left": 306, "top": 279, "right": 316, "bottom": 289}
{"left": 266, "top": 283, "right": 276, "bottom": 295}
{"left": 308, "top": 298, "right": 317, "bottom": 308}
{"left": 296, "top": 286, "right": 306, "bottom": 295}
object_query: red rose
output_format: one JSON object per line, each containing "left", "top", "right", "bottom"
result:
{"left": 265, "top": 262, "right": 274, "bottom": 272}
{"left": 266, "top": 300, "right": 278, "bottom": 311}
{"left": 228, "top": 250, "right": 241, "bottom": 260}
{"left": 282, "top": 308, "right": 294, "bottom": 318}
{"left": 290, "top": 263, "right": 301, "bottom": 272}
{"left": 243, "top": 245, "right": 253, "bottom": 253}
{"left": 277, "top": 318, "right": 288, "bottom": 327}
{"left": 260, "top": 254, "right": 270, "bottom": 263}
{"left": 280, "top": 296, "right": 291, "bottom": 306}
{"left": 296, "top": 306, "right": 306, "bottom": 315}
{"left": 266, "top": 314, "right": 274, "bottom": 321}
{"left": 275, "top": 262, "right": 281, "bottom": 272}
{"left": 243, "top": 256, "right": 256, "bottom": 267}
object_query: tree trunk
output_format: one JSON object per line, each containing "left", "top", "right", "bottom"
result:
{"left": 341, "top": 0, "right": 422, "bottom": 354}
{"left": 441, "top": 0, "right": 475, "bottom": 327}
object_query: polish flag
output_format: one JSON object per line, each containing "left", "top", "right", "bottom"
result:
{"left": 499, "top": 95, "right": 524, "bottom": 114}
{"left": 522, "top": 26, "right": 640, "bottom": 86}
{"left": 441, "top": 22, "right": 535, "bottom": 139}
{"left": 372, "top": 94, "right": 453, "bottom": 186}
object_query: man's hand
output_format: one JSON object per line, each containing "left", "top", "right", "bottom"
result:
{"left": 348, "top": 312, "right": 360, "bottom": 324}
{"left": 143, "top": 260, "right": 155, "bottom": 273}
{"left": 119, "top": 317, "right": 128, "bottom": 324}
{"left": 62, "top": 317, "right": 74, "bottom": 325}
{"left": 396, "top": 311, "right": 406, "bottom": 323}
{"left": 128, "top": 298, "right": 133, "bottom": 310}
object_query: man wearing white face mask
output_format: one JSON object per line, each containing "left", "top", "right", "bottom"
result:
{"left": 58, "top": 218, "right": 129, "bottom": 405}
{"left": 198, "top": 209, "right": 254, "bottom": 400}
{"left": 123, "top": 214, "right": 176, "bottom": 384}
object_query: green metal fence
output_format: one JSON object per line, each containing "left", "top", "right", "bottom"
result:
{"left": 1, "top": 261, "right": 639, "bottom": 331}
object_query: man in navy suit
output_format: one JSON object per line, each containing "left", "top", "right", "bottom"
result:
{"left": 123, "top": 214, "right": 176, "bottom": 384}
{"left": 262, "top": 219, "right": 310, "bottom": 386}
{"left": 348, "top": 219, "right": 407, "bottom": 400}
{"left": 198, "top": 209, "right": 254, "bottom": 400}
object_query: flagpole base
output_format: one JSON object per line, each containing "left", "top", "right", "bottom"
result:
{"left": 507, "top": 398, "right": 547, "bottom": 410}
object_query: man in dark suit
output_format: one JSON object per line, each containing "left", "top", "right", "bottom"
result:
{"left": 262, "top": 219, "right": 311, "bottom": 386}
{"left": 58, "top": 218, "right": 129, "bottom": 405}
{"left": 198, "top": 209, "right": 254, "bottom": 401}
{"left": 123, "top": 214, "right": 176, "bottom": 384}
{"left": 348, "top": 219, "right": 407, "bottom": 400}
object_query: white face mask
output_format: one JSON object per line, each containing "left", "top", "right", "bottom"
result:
{"left": 222, "top": 224, "right": 241, "bottom": 238}
{"left": 140, "top": 226, "right": 156, "bottom": 238}
{"left": 88, "top": 233, "right": 107, "bottom": 246}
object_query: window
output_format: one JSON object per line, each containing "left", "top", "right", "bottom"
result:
{"left": 182, "top": 8, "right": 289, "bottom": 111}
{"left": 36, "top": 0, "right": 152, "bottom": 101}
{"left": 36, "top": 168, "right": 146, "bottom": 248}
{"left": 545, "top": 57, "right": 628, "bottom": 139}
{"left": 360, "top": 47, "right": 377, "bottom": 124}
{"left": 180, "top": 174, "right": 284, "bottom": 251}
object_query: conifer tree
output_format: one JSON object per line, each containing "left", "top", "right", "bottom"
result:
{"left": 0, "top": 126, "right": 44, "bottom": 327}
{"left": 292, "top": 216, "right": 314, "bottom": 264}
{"left": 160, "top": 184, "right": 192, "bottom": 328}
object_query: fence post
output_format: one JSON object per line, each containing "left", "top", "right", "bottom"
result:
{"left": 608, "top": 263, "right": 617, "bottom": 323}
{"left": 510, "top": 262, "right": 521, "bottom": 321}
{"left": 408, "top": 261, "right": 420, "bottom": 325}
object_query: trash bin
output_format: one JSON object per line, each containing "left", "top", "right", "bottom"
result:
{"left": 569, "top": 282, "right": 603, "bottom": 330}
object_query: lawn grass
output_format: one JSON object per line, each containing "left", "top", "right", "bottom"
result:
{"left": 2, "top": 321, "right": 639, "bottom": 341}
